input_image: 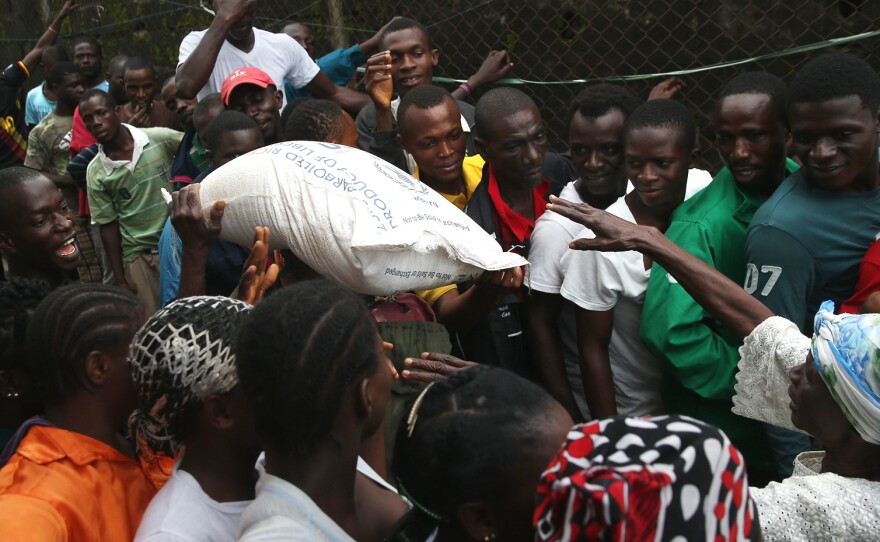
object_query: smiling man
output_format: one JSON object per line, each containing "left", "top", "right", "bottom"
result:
{"left": 559, "top": 99, "right": 699, "bottom": 420}
{"left": 0, "top": 168, "right": 79, "bottom": 286}
{"left": 744, "top": 54, "right": 880, "bottom": 335}
{"left": 639, "top": 72, "right": 799, "bottom": 482}
{"left": 220, "top": 67, "right": 283, "bottom": 145}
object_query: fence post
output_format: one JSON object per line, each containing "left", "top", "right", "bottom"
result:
{"left": 326, "top": 0, "right": 348, "bottom": 49}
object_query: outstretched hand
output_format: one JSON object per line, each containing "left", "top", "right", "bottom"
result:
{"left": 648, "top": 77, "right": 686, "bottom": 100}
{"left": 170, "top": 184, "right": 224, "bottom": 252}
{"left": 470, "top": 49, "right": 514, "bottom": 88}
{"left": 546, "top": 195, "right": 652, "bottom": 253}
{"left": 401, "top": 352, "right": 477, "bottom": 383}
{"left": 234, "top": 227, "right": 279, "bottom": 305}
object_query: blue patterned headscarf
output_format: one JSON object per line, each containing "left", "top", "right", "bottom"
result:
{"left": 812, "top": 301, "right": 880, "bottom": 445}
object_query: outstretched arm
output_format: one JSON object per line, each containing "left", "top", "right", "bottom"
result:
{"left": 22, "top": 0, "right": 78, "bottom": 72}
{"left": 547, "top": 196, "right": 772, "bottom": 339}
{"left": 450, "top": 50, "right": 514, "bottom": 101}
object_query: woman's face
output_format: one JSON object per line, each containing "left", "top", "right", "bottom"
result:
{"left": 788, "top": 351, "right": 851, "bottom": 443}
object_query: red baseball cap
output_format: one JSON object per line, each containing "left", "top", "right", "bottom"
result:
{"left": 221, "top": 67, "right": 275, "bottom": 106}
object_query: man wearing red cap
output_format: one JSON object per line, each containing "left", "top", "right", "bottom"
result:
{"left": 220, "top": 67, "right": 282, "bottom": 144}
{"left": 175, "top": 0, "right": 367, "bottom": 115}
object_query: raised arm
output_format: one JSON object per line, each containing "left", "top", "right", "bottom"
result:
{"left": 450, "top": 50, "right": 514, "bottom": 102}
{"left": 547, "top": 196, "right": 773, "bottom": 339}
{"left": 175, "top": 0, "right": 256, "bottom": 99}
{"left": 22, "top": 0, "right": 78, "bottom": 72}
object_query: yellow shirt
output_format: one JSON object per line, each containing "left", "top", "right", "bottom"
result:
{"left": 414, "top": 155, "right": 485, "bottom": 305}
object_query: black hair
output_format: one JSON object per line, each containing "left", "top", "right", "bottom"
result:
{"left": 41, "top": 45, "right": 68, "bottom": 65}
{"left": 0, "top": 279, "right": 51, "bottom": 373}
{"left": 47, "top": 61, "right": 80, "bottom": 88}
{"left": 718, "top": 72, "right": 789, "bottom": 126}
{"left": 0, "top": 167, "right": 47, "bottom": 228}
{"left": 624, "top": 98, "right": 696, "bottom": 151}
{"left": 162, "top": 75, "right": 176, "bottom": 89}
{"left": 107, "top": 55, "right": 129, "bottom": 75}
{"left": 79, "top": 88, "right": 117, "bottom": 109}
{"left": 128, "top": 296, "right": 252, "bottom": 459}
{"left": 474, "top": 87, "right": 539, "bottom": 141}
{"left": 204, "top": 110, "right": 260, "bottom": 151}
{"left": 122, "top": 56, "right": 156, "bottom": 78}
{"left": 566, "top": 84, "right": 640, "bottom": 130}
{"left": 397, "top": 85, "right": 457, "bottom": 132}
{"left": 390, "top": 365, "right": 559, "bottom": 540}
{"left": 73, "top": 36, "right": 102, "bottom": 57}
{"left": 789, "top": 52, "right": 880, "bottom": 113}
{"left": 280, "top": 97, "right": 312, "bottom": 130}
{"left": 283, "top": 99, "right": 348, "bottom": 142}
{"left": 193, "top": 92, "right": 224, "bottom": 131}
{"left": 235, "top": 279, "right": 380, "bottom": 457}
{"left": 26, "top": 284, "right": 142, "bottom": 404}
{"left": 379, "top": 17, "right": 433, "bottom": 49}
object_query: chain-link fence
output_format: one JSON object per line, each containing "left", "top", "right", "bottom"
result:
{"left": 5, "top": 0, "right": 880, "bottom": 170}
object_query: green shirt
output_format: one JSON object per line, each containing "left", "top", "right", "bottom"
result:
{"left": 190, "top": 131, "right": 208, "bottom": 172}
{"left": 23, "top": 111, "right": 78, "bottom": 213}
{"left": 639, "top": 160, "right": 799, "bottom": 459}
{"left": 87, "top": 126, "right": 182, "bottom": 262}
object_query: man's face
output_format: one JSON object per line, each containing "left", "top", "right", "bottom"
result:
{"left": 161, "top": 80, "right": 197, "bottom": 131}
{"left": 381, "top": 28, "right": 438, "bottom": 98}
{"left": 0, "top": 176, "right": 79, "bottom": 273}
{"left": 73, "top": 43, "right": 102, "bottom": 80}
{"left": 569, "top": 108, "right": 627, "bottom": 197}
{"left": 790, "top": 95, "right": 880, "bottom": 192}
{"left": 285, "top": 23, "right": 316, "bottom": 59}
{"left": 398, "top": 99, "right": 466, "bottom": 186}
{"left": 228, "top": 85, "right": 282, "bottom": 143}
{"left": 714, "top": 93, "right": 787, "bottom": 193}
{"left": 208, "top": 128, "right": 264, "bottom": 168}
{"left": 477, "top": 105, "right": 548, "bottom": 188}
{"left": 54, "top": 72, "right": 86, "bottom": 110}
{"left": 625, "top": 126, "right": 694, "bottom": 210}
{"left": 123, "top": 68, "right": 157, "bottom": 109}
{"left": 80, "top": 95, "right": 121, "bottom": 144}
{"left": 226, "top": 3, "right": 256, "bottom": 43}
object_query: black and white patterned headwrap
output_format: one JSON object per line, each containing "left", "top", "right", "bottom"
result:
{"left": 128, "top": 296, "right": 252, "bottom": 459}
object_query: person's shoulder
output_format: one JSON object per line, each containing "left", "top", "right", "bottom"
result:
{"left": 356, "top": 102, "right": 377, "bottom": 126}
{"left": 144, "top": 128, "right": 184, "bottom": 145}
{"left": 750, "top": 169, "right": 808, "bottom": 227}
{"left": 25, "top": 85, "right": 41, "bottom": 100}
{"left": 605, "top": 195, "right": 633, "bottom": 221}
{"left": 181, "top": 28, "right": 208, "bottom": 42}
{"left": 671, "top": 169, "right": 739, "bottom": 223}
{"left": 455, "top": 100, "right": 475, "bottom": 115}
{"left": 258, "top": 29, "right": 297, "bottom": 47}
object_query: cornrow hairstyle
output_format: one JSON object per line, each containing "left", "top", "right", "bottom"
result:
{"left": 47, "top": 61, "right": 79, "bottom": 88}
{"left": 279, "top": 97, "right": 311, "bottom": 132}
{"left": 789, "top": 52, "right": 880, "bottom": 112}
{"left": 128, "top": 296, "right": 252, "bottom": 460}
{"left": 122, "top": 56, "right": 156, "bottom": 78}
{"left": 718, "top": 72, "right": 789, "bottom": 127}
{"left": 379, "top": 17, "right": 433, "bottom": 50}
{"left": 474, "top": 87, "right": 539, "bottom": 141}
{"left": 625, "top": 98, "right": 696, "bottom": 151}
{"left": 235, "top": 279, "right": 380, "bottom": 457}
{"left": 283, "top": 99, "right": 347, "bottom": 143}
{"left": 193, "top": 92, "right": 224, "bottom": 129}
{"left": 566, "top": 84, "right": 640, "bottom": 130}
{"left": 26, "top": 284, "right": 143, "bottom": 404}
{"left": 0, "top": 279, "right": 51, "bottom": 373}
{"left": 397, "top": 85, "right": 457, "bottom": 132}
{"left": 79, "top": 88, "right": 117, "bottom": 109}
{"left": 390, "top": 365, "right": 558, "bottom": 540}
{"left": 204, "top": 110, "right": 260, "bottom": 151}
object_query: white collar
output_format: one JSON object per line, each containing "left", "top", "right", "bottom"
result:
{"left": 97, "top": 123, "right": 148, "bottom": 175}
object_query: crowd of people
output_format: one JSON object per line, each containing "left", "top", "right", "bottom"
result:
{"left": 0, "top": 0, "right": 879, "bottom": 540}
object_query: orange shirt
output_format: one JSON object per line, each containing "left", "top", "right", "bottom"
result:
{"left": 0, "top": 425, "right": 173, "bottom": 541}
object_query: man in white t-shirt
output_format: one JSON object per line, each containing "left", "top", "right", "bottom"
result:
{"left": 558, "top": 99, "right": 703, "bottom": 419}
{"left": 175, "top": 0, "right": 368, "bottom": 114}
{"left": 526, "top": 87, "right": 710, "bottom": 421}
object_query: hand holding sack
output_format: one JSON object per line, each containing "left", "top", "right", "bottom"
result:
{"left": 198, "top": 141, "right": 528, "bottom": 295}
